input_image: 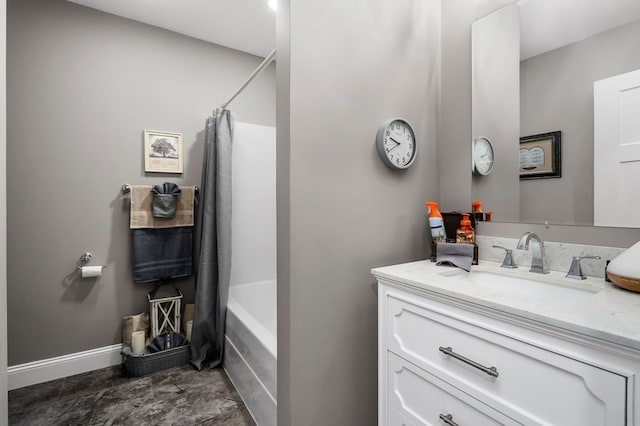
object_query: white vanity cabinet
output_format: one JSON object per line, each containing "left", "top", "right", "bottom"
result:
{"left": 374, "top": 261, "right": 640, "bottom": 426}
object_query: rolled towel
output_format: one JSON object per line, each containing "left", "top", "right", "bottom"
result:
{"left": 436, "top": 242, "right": 474, "bottom": 272}
{"left": 152, "top": 182, "right": 182, "bottom": 219}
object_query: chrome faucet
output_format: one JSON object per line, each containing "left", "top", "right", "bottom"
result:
{"left": 566, "top": 255, "right": 601, "bottom": 280}
{"left": 517, "top": 232, "right": 548, "bottom": 274}
{"left": 492, "top": 245, "right": 518, "bottom": 269}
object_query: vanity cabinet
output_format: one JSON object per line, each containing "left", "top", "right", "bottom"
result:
{"left": 374, "top": 265, "right": 640, "bottom": 426}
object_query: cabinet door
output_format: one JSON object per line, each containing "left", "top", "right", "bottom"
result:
{"left": 388, "top": 352, "right": 521, "bottom": 426}
{"left": 386, "top": 293, "right": 627, "bottom": 425}
{"left": 389, "top": 406, "right": 416, "bottom": 426}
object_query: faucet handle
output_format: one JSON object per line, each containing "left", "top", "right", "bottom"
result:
{"left": 566, "top": 255, "right": 601, "bottom": 280}
{"left": 492, "top": 245, "right": 518, "bottom": 269}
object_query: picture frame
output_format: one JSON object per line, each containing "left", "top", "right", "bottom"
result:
{"left": 143, "top": 130, "right": 183, "bottom": 174}
{"left": 519, "top": 131, "right": 561, "bottom": 180}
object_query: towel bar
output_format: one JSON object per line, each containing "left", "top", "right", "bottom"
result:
{"left": 121, "top": 184, "right": 199, "bottom": 194}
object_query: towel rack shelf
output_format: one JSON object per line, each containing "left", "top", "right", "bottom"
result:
{"left": 121, "top": 184, "right": 199, "bottom": 194}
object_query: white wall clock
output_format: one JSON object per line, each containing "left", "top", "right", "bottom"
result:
{"left": 472, "top": 137, "right": 495, "bottom": 176}
{"left": 376, "top": 118, "right": 417, "bottom": 170}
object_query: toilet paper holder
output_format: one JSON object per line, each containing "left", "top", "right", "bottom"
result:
{"left": 76, "top": 252, "right": 104, "bottom": 277}
{"left": 76, "top": 252, "right": 95, "bottom": 269}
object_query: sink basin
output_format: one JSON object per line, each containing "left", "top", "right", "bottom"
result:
{"left": 438, "top": 268, "right": 600, "bottom": 303}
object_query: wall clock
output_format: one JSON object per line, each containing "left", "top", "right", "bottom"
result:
{"left": 472, "top": 137, "right": 495, "bottom": 176}
{"left": 376, "top": 118, "right": 417, "bottom": 170}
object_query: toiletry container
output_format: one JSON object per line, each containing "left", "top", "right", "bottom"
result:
{"left": 472, "top": 200, "right": 485, "bottom": 222}
{"left": 456, "top": 213, "right": 475, "bottom": 244}
{"left": 426, "top": 201, "right": 447, "bottom": 262}
{"left": 456, "top": 213, "right": 478, "bottom": 264}
{"left": 425, "top": 202, "right": 447, "bottom": 244}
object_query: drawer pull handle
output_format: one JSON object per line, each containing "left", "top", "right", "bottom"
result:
{"left": 439, "top": 413, "right": 460, "bottom": 426}
{"left": 438, "top": 346, "right": 499, "bottom": 377}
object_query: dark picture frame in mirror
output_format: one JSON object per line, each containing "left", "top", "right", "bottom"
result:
{"left": 519, "top": 131, "right": 561, "bottom": 180}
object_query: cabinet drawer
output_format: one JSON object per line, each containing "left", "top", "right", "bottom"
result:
{"left": 388, "top": 352, "right": 520, "bottom": 426}
{"left": 386, "top": 293, "right": 626, "bottom": 425}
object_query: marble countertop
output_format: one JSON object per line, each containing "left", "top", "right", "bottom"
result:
{"left": 372, "top": 259, "right": 640, "bottom": 352}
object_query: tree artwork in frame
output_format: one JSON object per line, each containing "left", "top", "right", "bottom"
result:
{"left": 144, "top": 130, "right": 183, "bottom": 174}
{"left": 519, "top": 131, "right": 561, "bottom": 180}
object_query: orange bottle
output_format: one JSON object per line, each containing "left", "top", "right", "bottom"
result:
{"left": 456, "top": 213, "right": 475, "bottom": 244}
{"left": 471, "top": 200, "right": 484, "bottom": 222}
{"left": 425, "top": 201, "right": 446, "bottom": 243}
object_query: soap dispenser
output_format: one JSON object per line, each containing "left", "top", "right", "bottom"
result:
{"left": 456, "top": 213, "right": 478, "bottom": 265}
{"left": 456, "top": 213, "right": 475, "bottom": 244}
{"left": 471, "top": 200, "right": 484, "bottom": 222}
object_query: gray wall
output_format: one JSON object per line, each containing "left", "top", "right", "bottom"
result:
{"left": 275, "top": 0, "right": 291, "bottom": 422}
{"left": 1, "top": 0, "right": 7, "bottom": 416}
{"left": 472, "top": 4, "right": 520, "bottom": 222}
{"left": 520, "top": 20, "right": 640, "bottom": 225}
{"left": 442, "top": 1, "right": 640, "bottom": 246}
{"left": 7, "top": 0, "right": 275, "bottom": 365}
{"left": 277, "top": 0, "right": 441, "bottom": 424}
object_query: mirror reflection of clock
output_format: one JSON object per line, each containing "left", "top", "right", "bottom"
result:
{"left": 472, "top": 137, "right": 494, "bottom": 176}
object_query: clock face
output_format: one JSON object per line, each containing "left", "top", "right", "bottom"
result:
{"left": 376, "top": 119, "right": 416, "bottom": 170}
{"left": 472, "top": 137, "right": 494, "bottom": 176}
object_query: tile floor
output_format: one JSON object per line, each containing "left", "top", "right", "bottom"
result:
{"left": 8, "top": 365, "right": 256, "bottom": 425}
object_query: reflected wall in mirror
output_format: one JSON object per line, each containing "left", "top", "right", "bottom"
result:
{"left": 472, "top": 0, "right": 640, "bottom": 228}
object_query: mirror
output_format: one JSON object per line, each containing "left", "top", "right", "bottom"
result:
{"left": 472, "top": 0, "right": 640, "bottom": 228}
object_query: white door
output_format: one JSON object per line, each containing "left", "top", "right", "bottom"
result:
{"left": 594, "top": 69, "right": 640, "bottom": 227}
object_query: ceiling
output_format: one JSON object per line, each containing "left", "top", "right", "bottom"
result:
{"left": 519, "top": 0, "right": 640, "bottom": 60}
{"left": 66, "top": 0, "right": 276, "bottom": 58}
{"left": 66, "top": 0, "right": 640, "bottom": 62}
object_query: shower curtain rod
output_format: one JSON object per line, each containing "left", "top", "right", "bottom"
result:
{"left": 220, "top": 48, "right": 277, "bottom": 109}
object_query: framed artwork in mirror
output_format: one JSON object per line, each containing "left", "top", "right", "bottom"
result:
{"left": 519, "top": 131, "right": 561, "bottom": 180}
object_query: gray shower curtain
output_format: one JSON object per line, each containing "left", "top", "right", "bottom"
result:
{"left": 191, "top": 108, "right": 234, "bottom": 370}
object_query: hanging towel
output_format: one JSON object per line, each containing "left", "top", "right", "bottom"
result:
{"left": 152, "top": 182, "right": 182, "bottom": 219}
{"left": 132, "top": 227, "right": 193, "bottom": 283}
{"left": 128, "top": 185, "right": 195, "bottom": 283}
{"left": 129, "top": 185, "right": 194, "bottom": 229}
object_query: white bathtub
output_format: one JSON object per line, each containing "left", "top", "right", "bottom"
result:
{"left": 224, "top": 280, "right": 277, "bottom": 426}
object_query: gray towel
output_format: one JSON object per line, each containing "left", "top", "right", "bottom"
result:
{"left": 152, "top": 182, "right": 182, "bottom": 219}
{"left": 436, "top": 243, "right": 474, "bottom": 272}
{"left": 132, "top": 227, "right": 192, "bottom": 283}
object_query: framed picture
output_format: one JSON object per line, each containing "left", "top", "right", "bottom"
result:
{"left": 519, "top": 131, "right": 561, "bottom": 180}
{"left": 144, "top": 130, "right": 183, "bottom": 174}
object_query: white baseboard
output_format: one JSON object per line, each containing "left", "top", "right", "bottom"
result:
{"left": 7, "top": 344, "right": 122, "bottom": 390}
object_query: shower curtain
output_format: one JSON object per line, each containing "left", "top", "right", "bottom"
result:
{"left": 191, "top": 108, "right": 234, "bottom": 370}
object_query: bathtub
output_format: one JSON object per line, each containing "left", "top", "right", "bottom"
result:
{"left": 224, "top": 280, "right": 277, "bottom": 426}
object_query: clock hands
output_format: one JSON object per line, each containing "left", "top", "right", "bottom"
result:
{"left": 387, "top": 144, "right": 401, "bottom": 153}
{"left": 386, "top": 136, "right": 403, "bottom": 153}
